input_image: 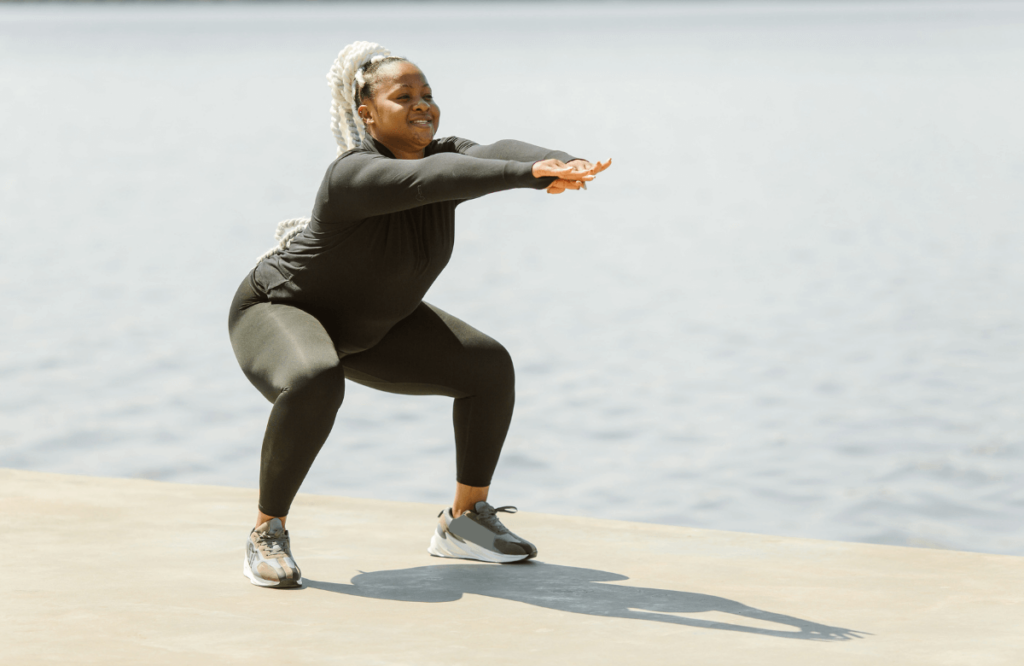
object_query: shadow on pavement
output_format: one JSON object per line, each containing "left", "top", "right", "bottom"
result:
{"left": 303, "top": 561, "right": 869, "bottom": 641}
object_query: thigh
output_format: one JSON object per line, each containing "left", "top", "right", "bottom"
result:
{"left": 229, "top": 299, "right": 342, "bottom": 403}
{"left": 341, "top": 302, "right": 513, "bottom": 398}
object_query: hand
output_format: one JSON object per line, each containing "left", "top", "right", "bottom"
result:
{"left": 533, "top": 158, "right": 612, "bottom": 195}
{"left": 566, "top": 159, "right": 596, "bottom": 171}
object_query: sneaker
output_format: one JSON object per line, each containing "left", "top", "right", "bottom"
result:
{"left": 243, "top": 518, "right": 302, "bottom": 588}
{"left": 427, "top": 501, "right": 537, "bottom": 563}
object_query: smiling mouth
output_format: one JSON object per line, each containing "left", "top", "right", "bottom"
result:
{"left": 410, "top": 119, "right": 432, "bottom": 127}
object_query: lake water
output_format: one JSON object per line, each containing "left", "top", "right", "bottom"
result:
{"left": 2, "top": 1, "right": 1023, "bottom": 556}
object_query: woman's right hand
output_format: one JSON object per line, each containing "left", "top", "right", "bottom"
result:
{"left": 532, "top": 158, "right": 612, "bottom": 194}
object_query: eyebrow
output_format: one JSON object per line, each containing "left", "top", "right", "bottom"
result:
{"left": 395, "top": 83, "right": 431, "bottom": 89}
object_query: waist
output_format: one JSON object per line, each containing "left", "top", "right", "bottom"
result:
{"left": 247, "top": 267, "right": 268, "bottom": 299}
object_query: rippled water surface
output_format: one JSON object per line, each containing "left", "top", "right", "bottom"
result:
{"left": 2, "top": 1, "right": 1023, "bottom": 555}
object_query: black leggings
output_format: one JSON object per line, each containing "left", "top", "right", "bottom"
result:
{"left": 228, "top": 273, "right": 515, "bottom": 517}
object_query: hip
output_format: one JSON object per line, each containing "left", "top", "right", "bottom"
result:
{"left": 227, "top": 268, "right": 420, "bottom": 356}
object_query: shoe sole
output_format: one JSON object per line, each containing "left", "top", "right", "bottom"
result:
{"left": 427, "top": 527, "right": 530, "bottom": 563}
{"left": 243, "top": 556, "right": 303, "bottom": 588}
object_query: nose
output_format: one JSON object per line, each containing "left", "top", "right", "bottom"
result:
{"left": 412, "top": 96, "right": 430, "bottom": 111}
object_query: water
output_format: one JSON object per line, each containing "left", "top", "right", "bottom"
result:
{"left": 2, "top": 1, "right": 1023, "bottom": 555}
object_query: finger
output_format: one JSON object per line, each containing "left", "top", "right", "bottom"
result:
{"left": 556, "top": 168, "right": 596, "bottom": 181}
{"left": 542, "top": 166, "right": 575, "bottom": 179}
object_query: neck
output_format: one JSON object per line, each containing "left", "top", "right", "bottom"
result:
{"left": 367, "top": 129, "right": 424, "bottom": 160}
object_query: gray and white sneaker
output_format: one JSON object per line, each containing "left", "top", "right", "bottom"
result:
{"left": 243, "top": 518, "right": 302, "bottom": 588}
{"left": 427, "top": 501, "right": 537, "bottom": 563}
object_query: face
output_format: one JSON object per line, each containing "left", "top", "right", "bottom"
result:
{"left": 358, "top": 61, "right": 440, "bottom": 160}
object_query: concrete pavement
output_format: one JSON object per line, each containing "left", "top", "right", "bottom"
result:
{"left": 2, "top": 467, "right": 1022, "bottom": 665}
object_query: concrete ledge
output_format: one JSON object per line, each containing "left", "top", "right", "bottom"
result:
{"left": 3, "top": 468, "right": 1022, "bottom": 665}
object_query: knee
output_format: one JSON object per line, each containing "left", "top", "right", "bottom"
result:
{"left": 476, "top": 341, "right": 515, "bottom": 395}
{"left": 278, "top": 361, "right": 346, "bottom": 408}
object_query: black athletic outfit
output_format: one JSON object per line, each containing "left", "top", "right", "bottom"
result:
{"left": 228, "top": 133, "right": 579, "bottom": 517}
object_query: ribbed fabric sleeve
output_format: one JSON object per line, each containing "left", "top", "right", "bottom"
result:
{"left": 326, "top": 151, "right": 555, "bottom": 223}
{"left": 456, "top": 138, "right": 583, "bottom": 166}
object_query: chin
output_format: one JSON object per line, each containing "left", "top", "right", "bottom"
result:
{"left": 412, "top": 134, "right": 435, "bottom": 148}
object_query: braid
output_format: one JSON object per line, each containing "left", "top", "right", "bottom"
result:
{"left": 254, "top": 217, "right": 312, "bottom": 264}
{"left": 257, "top": 41, "right": 405, "bottom": 265}
{"left": 328, "top": 41, "right": 394, "bottom": 156}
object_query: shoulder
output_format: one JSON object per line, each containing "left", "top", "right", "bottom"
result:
{"left": 328, "top": 147, "right": 384, "bottom": 179}
{"left": 334, "top": 145, "right": 375, "bottom": 164}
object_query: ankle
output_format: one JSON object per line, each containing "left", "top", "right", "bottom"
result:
{"left": 452, "top": 482, "right": 489, "bottom": 520}
{"left": 256, "top": 509, "right": 287, "bottom": 530}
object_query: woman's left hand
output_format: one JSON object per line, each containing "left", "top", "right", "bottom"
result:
{"left": 546, "top": 158, "right": 612, "bottom": 194}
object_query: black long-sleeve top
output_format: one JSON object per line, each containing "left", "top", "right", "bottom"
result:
{"left": 253, "top": 133, "right": 579, "bottom": 354}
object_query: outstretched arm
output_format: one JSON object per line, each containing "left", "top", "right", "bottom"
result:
{"left": 456, "top": 138, "right": 582, "bottom": 166}
{"left": 450, "top": 137, "right": 610, "bottom": 195}
{"left": 326, "top": 151, "right": 562, "bottom": 223}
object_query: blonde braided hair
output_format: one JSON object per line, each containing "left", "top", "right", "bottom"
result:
{"left": 257, "top": 41, "right": 402, "bottom": 264}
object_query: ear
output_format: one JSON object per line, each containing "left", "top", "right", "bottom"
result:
{"left": 357, "top": 103, "right": 373, "bottom": 125}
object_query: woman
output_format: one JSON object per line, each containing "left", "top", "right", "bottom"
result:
{"left": 229, "top": 41, "right": 610, "bottom": 588}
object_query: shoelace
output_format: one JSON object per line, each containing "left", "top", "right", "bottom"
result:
{"left": 256, "top": 531, "right": 290, "bottom": 559}
{"left": 473, "top": 505, "right": 518, "bottom": 535}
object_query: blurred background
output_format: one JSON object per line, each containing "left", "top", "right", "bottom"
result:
{"left": 1, "top": 1, "right": 1022, "bottom": 555}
